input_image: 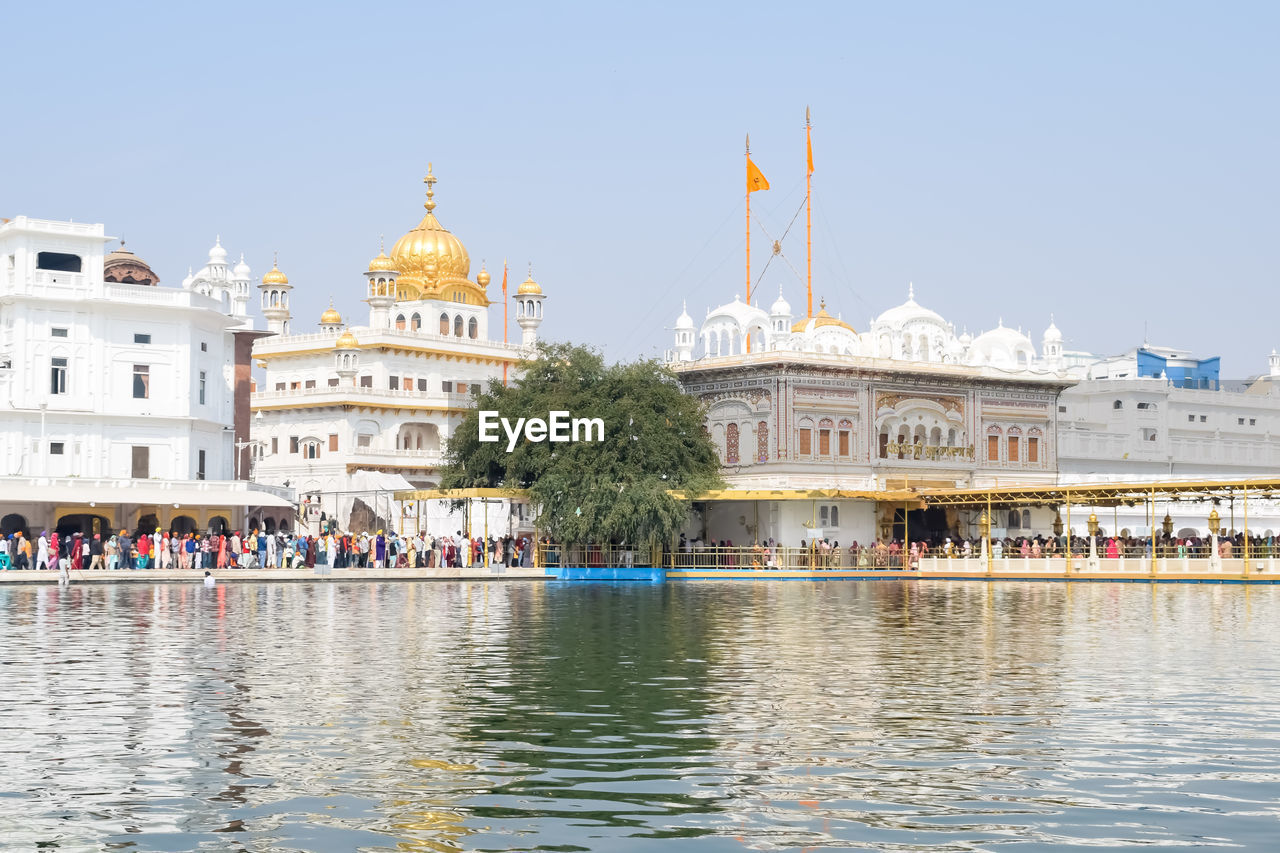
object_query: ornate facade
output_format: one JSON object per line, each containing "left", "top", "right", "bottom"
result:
{"left": 248, "top": 168, "right": 546, "bottom": 535}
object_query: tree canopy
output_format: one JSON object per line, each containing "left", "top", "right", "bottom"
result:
{"left": 440, "top": 343, "right": 722, "bottom": 544}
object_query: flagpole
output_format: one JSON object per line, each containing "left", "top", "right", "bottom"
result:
{"left": 745, "top": 133, "right": 752, "bottom": 310}
{"left": 502, "top": 260, "right": 509, "bottom": 386}
{"left": 806, "top": 106, "right": 813, "bottom": 318}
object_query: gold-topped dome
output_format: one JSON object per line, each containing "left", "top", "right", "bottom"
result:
{"left": 792, "top": 301, "right": 856, "bottom": 334}
{"left": 261, "top": 253, "right": 288, "bottom": 285}
{"left": 517, "top": 273, "right": 542, "bottom": 295}
{"left": 389, "top": 164, "right": 475, "bottom": 301}
{"left": 368, "top": 250, "right": 396, "bottom": 272}
{"left": 335, "top": 330, "right": 359, "bottom": 349}
{"left": 320, "top": 301, "right": 342, "bottom": 325}
{"left": 476, "top": 265, "right": 490, "bottom": 287}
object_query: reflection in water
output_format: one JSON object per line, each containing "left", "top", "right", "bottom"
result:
{"left": 0, "top": 581, "right": 1278, "bottom": 851}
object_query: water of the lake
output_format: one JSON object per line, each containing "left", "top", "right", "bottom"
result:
{"left": 1, "top": 580, "right": 1277, "bottom": 851}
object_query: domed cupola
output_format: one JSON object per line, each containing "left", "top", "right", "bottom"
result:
{"left": 769, "top": 287, "right": 793, "bottom": 333}
{"left": 103, "top": 241, "right": 160, "bottom": 286}
{"left": 389, "top": 164, "right": 486, "bottom": 305}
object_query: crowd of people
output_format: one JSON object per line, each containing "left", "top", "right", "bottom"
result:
{"left": 1, "top": 527, "right": 538, "bottom": 572}
{"left": 671, "top": 532, "right": 1273, "bottom": 570}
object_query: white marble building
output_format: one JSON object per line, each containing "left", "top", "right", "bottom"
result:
{"left": 668, "top": 284, "right": 1280, "bottom": 545}
{"left": 0, "top": 216, "right": 292, "bottom": 538}
{"left": 249, "top": 168, "right": 545, "bottom": 537}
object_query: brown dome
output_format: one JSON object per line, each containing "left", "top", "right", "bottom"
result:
{"left": 103, "top": 243, "right": 160, "bottom": 286}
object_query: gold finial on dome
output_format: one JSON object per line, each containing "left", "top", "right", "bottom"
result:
{"left": 261, "top": 251, "right": 289, "bottom": 285}
{"left": 335, "top": 330, "right": 359, "bottom": 349}
{"left": 517, "top": 264, "right": 542, "bottom": 295}
{"left": 368, "top": 235, "right": 396, "bottom": 272}
{"left": 320, "top": 299, "right": 342, "bottom": 325}
{"left": 390, "top": 166, "right": 476, "bottom": 302}
{"left": 476, "top": 262, "right": 490, "bottom": 287}
{"left": 423, "top": 163, "right": 437, "bottom": 212}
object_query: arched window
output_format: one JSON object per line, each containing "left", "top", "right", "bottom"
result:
{"left": 395, "top": 314, "right": 406, "bottom": 331}
{"left": 1113, "top": 400, "right": 1124, "bottom": 410}
{"left": 1136, "top": 401, "right": 1156, "bottom": 410}
{"left": 987, "top": 425, "right": 1002, "bottom": 462}
{"left": 454, "top": 315, "right": 463, "bottom": 337}
{"left": 726, "top": 423, "right": 740, "bottom": 464}
{"left": 830, "top": 506, "right": 839, "bottom": 528}
{"left": 838, "top": 418, "right": 852, "bottom": 457}
{"left": 798, "top": 417, "right": 815, "bottom": 457}
{"left": 1008, "top": 510, "right": 1021, "bottom": 529}
{"left": 1022, "top": 509, "right": 1032, "bottom": 529}
{"left": 818, "top": 418, "right": 834, "bottom": 456}
{"left": 439, "top": 313, "right": 450, "bottom": 335}
{"left": 411, "top": 313, "right": 421, "bottom": 331}
{"left": 757, "top": 421, "right": 769, "bottom": 463}
{"left": 468, "top": 317, "right": 478, "bottom": 339}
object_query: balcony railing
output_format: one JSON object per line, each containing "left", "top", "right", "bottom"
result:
{"left": 251, "top": 386, "right": 475, "bottom": 409}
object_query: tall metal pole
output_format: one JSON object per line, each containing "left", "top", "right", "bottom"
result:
{"left": 745, "top": 134, "right": 752, "bottom": 312}
{"left": 1243, "top": 484, "right": 1250, "bottom": 576}
{"left": 806, "top": 106, "right": 813, "bottom": 319}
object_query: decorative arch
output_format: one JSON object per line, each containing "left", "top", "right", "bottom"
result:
{"left": 757, "top": 420, "right": 769, "bottom": 463}
{"left": 453, "top": 315, "right": 464, "bottom": 337}
{"left": 438, "top": 313, "right": 450, "bottom": 335}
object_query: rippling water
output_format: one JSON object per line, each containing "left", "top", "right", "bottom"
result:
{"left": 1, "top": 581, "right": 1278, "bottom": 851}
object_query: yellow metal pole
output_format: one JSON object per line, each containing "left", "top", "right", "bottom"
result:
{"left": 904, "top": 500, "right": 909, "bottom": 571}
{"left": 1244, "top": 484, "right": 1250, "bottom": 577}
{"left": 484, "top": 498, "right": 489, "bottom": 567}
{"left": 1065, "top": 490, "right": 1072, "bottom": 574}
{"left": 986, "top": 491, "right": 993, "bottom": 575}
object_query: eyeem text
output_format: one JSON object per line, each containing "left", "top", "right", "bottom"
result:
{"left": 478, "top": 410, "right": 605, "bottom": 452}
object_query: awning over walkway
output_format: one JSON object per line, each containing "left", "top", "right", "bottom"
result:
{"left": 0, "top": 479, "right": 294, "bottom": 509}
{"left": 393, "top": 487, "right": 527, "bottom": 501}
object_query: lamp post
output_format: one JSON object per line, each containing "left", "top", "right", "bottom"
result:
{"left": 1086, "top": 512, "right": 1100, "bottom": 571}
{"left": 1208, "top": 508, "right": 1222, "bottom": 572}
{"left": 978, "top": 508, "right": 991, "bottom": 574}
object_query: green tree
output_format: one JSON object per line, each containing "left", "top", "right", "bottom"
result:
{"left": 440, "top": 343, "right": 722, "bottom": 545}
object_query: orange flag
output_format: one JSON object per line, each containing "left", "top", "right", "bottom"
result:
{"left": 807, "top": 133, "right": 814, "bottom": 176}
{"left": 747, "top": 156, "right": 770, "bottom": 193}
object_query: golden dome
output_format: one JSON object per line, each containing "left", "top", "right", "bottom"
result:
{"left": 320, "top": 302, "right": 342, "bottom": 325}
{"left": 792, "top": 303, "right": 856, "bottom": 334}
{"left": 517, "top": 273, "right": 542, "bottom": 295}
{"left": 335, "top": 330, "right": 359, "bottom": 349}
{"left": 389, "top": 164, "right": 472, "bottom": 300}
{"left": 261, "top": 254, "right": 288, "bottom": 285}
{"left": 367, "top": 250, "right": 396, "bottom": 272}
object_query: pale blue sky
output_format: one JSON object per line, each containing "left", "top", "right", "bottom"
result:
{"left": 5, "top": 1, "right": 1277, "bottom": 373}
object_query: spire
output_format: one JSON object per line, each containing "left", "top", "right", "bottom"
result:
{"left": 423, "top": 163, "right": 437, "bottom": 212}
{"left": 908, "top": 282, "right": 915, "bottom": 301}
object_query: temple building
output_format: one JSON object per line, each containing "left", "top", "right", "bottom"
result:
{"left": 668, "top": 285, "right": 1280, "bottom": 545}
{"left": 249, "top": 167, "right": 544, "bottom": 535}
{"left": 0, "top": 216, "right": 290, "bottom": 540}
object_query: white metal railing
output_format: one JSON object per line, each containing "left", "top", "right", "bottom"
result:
{"left": 252, "top": 386, "right": 474, "bottom": 407}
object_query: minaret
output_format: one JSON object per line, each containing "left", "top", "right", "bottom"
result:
{"left": 770, "top": 286, "right": 793, "bottom": 335}
{"left": 673, "top": 301, "right": 695, "bottom": 361}
{"left": 230, "top": 253, "right": 252, "bottom": 317}
{"left": 1042, "top": 315, "right": 1064, "bottom": 370}
{"left": 365, "top": 237, "right": 398, "bottom": 329}
{"left": 334, "top": 330, "right": 359, "bottom": 384}
{"left": 515, "top": 266, "right": 545, "bottom": 347}
{"left": 319, "top": 299, "right": 343, "bottom": 333}
{"left": 258, "top": 252, "right": 292, "bottom": 335}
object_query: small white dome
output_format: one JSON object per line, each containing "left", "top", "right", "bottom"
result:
{"left": 208, "top": 236, "right": 228, "bottom": 264}
{"left": 1043, "top": 316, "right": 1063, "bottom": 342}
{"left": 770, "top": 290, "right": 792, "bottom": 317}
{"left": 704, "top": 294, "right": 770, "bottom": 329}
{"left": 232, "top": 253, "right": 252, "bottom": 280}
{"left": 675, "top": 301, "right": 694, "bottom": 330}
{"left": 875, "top": 283, "right": 946, "bottom": 328}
